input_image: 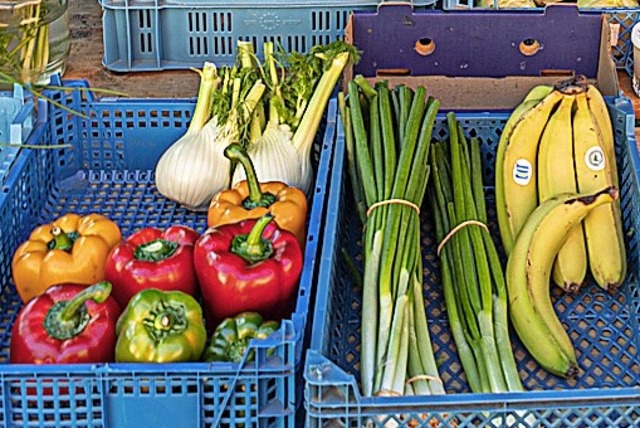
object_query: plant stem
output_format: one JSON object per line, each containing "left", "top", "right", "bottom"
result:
{"left": 189, "top": 63, "right": 218, "bottom": 131}
{"left": 361, "top": 229, "right": 382, "bottom": 397}
{"left": 291, "top": 51, "right": 350, "bottom": 158}
{"left": 411, "top": 275, "right": 445, "bottom": 395}
{"left": 379, "top": 295, "right": 408, "bottom": 394}
{"left": 378, "top": 86, "right": 396, "bottom": 199}
{"left": 339, "top": 93, "right": 366, "bottom": 225}
{"left": 348, "top": 81, "right": 376, "bottom": 208}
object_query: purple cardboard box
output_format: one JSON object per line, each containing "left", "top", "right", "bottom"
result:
{"left": 345, "top": 4, "right": 619, "bottom": 110}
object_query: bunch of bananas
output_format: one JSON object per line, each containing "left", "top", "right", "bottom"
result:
{"left": 494, "top": 76, "right": 626, "bottom": 377}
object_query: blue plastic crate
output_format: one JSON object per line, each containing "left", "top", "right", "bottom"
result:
{"left": 442, "top": 1, "right": 640, "bottom": 72}
{"left": 0, "top": 84, "right": 37, "bottom": 184}
{"left": 99, "top": 0, "right": 435, "bottom": 72}
{"left": 304, "top": 95, "right": 640, "bottom": 426}
{"left": 0, "top": 75, "right": 336, "bottom": 427}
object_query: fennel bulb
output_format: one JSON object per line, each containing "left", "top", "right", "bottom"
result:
{"left": 155, "top": 60, "right": 266, "bottom": 211}
{"left": 231, "top": 121, "right": 310, "bottom": 192}
{"left": 155, "top": 62, "right": 231, "bottom": 211}
{"left": 229, "top": 42, "right": 358, "bottom": 195}
{"left": 155, "top": 118, "right": 233, "bottom": 211}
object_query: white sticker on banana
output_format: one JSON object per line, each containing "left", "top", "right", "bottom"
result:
{"left": 512, "top": 159, "right": 532, "bottom": 185}
{"left": 585, "top": 146, "right": 605, "bottom": 171}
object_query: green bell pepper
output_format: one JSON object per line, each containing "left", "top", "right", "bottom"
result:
{"left": 115, "top": 288, "right": 207, "bottom": 363}
{"left": 204, "top": 312, "right": 279, "bottom": 363}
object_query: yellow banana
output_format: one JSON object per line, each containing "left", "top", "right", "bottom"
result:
{"left": 585, "top": 84, "right": 619, "bottom": 188}
{"left": 573, "top": 92, "right": 626, "bottom": 292}
{"left": 499, "top": 89, "right": 563, "bottom": 255}
{"left": 495, "top": 85, "right": 553, "bottom": 254}
{"left": 507, "top": 187, "right": 617, "bottom": 377}
{"left": 537, "top": 93, "right": 587, "bottom": 292}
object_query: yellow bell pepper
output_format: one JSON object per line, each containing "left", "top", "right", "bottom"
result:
{"left": 208, "top": 144, "right": 308, "bottom": 250}
{"left": 208, "top": 181, "right": 307, "bottom": 250}
{"left": 12, "top": 213, "right": 122, "bottom": 303}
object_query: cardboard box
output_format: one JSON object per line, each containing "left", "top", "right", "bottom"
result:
{"left": 344, "top": 4, "right": 619, "bottom": 110}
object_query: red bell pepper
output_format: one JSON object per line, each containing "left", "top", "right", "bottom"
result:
{"left": 10, "top": 282, "right": 120, "bottom": 364}
{"left": 194, "top": 215, "right": 303, "bottom": 327}
{"left": 105, "top": 225, "right": 199, "bottom": 308}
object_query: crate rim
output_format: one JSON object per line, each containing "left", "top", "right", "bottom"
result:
{"left": 99, "top": 0, "right": 431, "bottom": 10}
{"left": 306, "top": 349, "right": 640, "bottom": 408}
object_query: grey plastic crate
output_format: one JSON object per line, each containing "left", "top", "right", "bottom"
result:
{"left": 100, "top": 0, "right": 435, "bottom": 72}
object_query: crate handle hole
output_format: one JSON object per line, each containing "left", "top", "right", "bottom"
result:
{"left": 415, "top": 37, "right": 435, "bottom": 56}
{"left": 376, "top": 68, "right": 411, "bottom": 77}
{"left": 540, "top": 69, "right": 575, "bottom": 77}
{"left": 519, "top": 38, "right": 541, "bottom": 56}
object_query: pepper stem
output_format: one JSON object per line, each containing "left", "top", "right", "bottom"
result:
{"left": 45, "top": 282, "right": 112, "bottom": 341}
{"left": 134, "top": 239, "right": 179, "bottom": 262}
{"left": 60, "top": 282, "right": 112, "bottom": 321}
{"left": 224, "top": 143, "right": 277, "bottom": 209}
{"left": 231, "top": 215, "right": 274, "bottom": 264}
{"left": 47, "top": 226, "right": 77, "bottom": 252}
{"left": 143, "top": 299, "right": 188, "bottom": 342}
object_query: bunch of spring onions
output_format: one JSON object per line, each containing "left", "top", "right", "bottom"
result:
{"left": 155, "top": 40, "right": 359, "bottom": 210}
{"left": 340, "top": 77, "right": 445, "bottom": 398}
{"left": 428, "top": 113, "right": 523, "bottom": 393}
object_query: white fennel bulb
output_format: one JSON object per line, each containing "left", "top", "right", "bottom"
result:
{"left": 228, "top": 43, "right": 354, "bottom": 196}
{"left": 155, "top": 62, "right": 233, "bottom": 211}
{"left": 155, "top": 116, "right": 232, "bottom": 211}
{"left": 231, "top": 121, "right": 313, "bottom": 193}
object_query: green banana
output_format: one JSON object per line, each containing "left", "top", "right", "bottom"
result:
{"left": 498, "top": 88, "right": 563, "bottom": 255}
{"left": 507, "top": 187, "right": 617, "bottom": 377}
{"left": 495, "top": 85, "right": 553, "bottom": 255}
{"left": 573, "top": 91, "right": 626, "bottom": 293}
{"left": 537, "top": 93, "right": 588, "bottom": 292}
{"left": 523, "top": 85, "right": 555, "bottom": 103}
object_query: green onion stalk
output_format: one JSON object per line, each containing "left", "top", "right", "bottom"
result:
{"left": 339, "top": 76, "right": 445, "bottom": 398}
{"left": 428, "top": 113, "right": 523, "bottom": 393}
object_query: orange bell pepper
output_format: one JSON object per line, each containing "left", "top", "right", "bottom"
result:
{"left": 207, "top": 144, "right": 308, "bottom": 249}
{"left": 12, "top": 213, "right": 122, "bottom": 303}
